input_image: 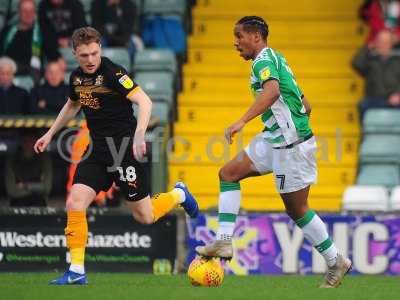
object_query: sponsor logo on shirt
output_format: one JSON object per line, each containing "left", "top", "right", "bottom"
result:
{"left": 260, "top": 67, "right": 271, "bottom": 81}
{"left": 73, "top": 77, "right": 82, "bottom": 85}
{"left": 95, "top": 75, "right": 104, "bottom": 86}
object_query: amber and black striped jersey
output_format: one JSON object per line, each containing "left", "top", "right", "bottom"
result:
{"left": 69, "top": 57, "right": 140, "bottom": 150}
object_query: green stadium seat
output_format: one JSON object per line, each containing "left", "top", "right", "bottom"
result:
{"left": 143, "top": 0, "right": 186, "bottom": 17}
{"left": 152, "top": 101, "right": 169, "bottom": 124}
{"left": 135, "top": 72, "right": 174, "bottom": 105}
{"left": 64, "top": 71, "right": 71, "bottom": 84}
{"left": 13, "top": 75, "right": 34, "bottom": 91}
{"left": 357, "top": 164, "right": 400, "bottom": 188}
{"left": 0, "top": 1, "right": 6, "bottom": 14}
{"left": 80, "top": 0, "right": 92, "bottom": 13}
{"left": 359, "top": 134, "right": 400, "bottom": 164}
{"left": 134, "top": 101, "right": 170, "bottom": 125}
{"left": 133, "top": 49, "right": 177, "bottom": 74}
{"left": 59, "top": 48, "right": 78, "bottom": 72}
{"left": 102, "top": 48, "right": 131, "bottom": 72}
{"left": 363, "top": 109, "right": 400, "bottom": 134}
{"left": 132, "top": 0, "right": 143, "bottom": 10}
{"left": 0, "top": 14, "right": 4, "bottom": 29}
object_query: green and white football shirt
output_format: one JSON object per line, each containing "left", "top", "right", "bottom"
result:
{"left": 250, "top": 47, "right": 312, "bottom": 147}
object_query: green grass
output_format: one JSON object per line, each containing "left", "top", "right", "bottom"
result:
{"left": 0, "top": 273, "right": 398, "bottom": 300}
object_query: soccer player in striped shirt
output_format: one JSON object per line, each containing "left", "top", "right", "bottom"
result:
{"left": 195, "top": 16, "right": 351, "bottom": 288}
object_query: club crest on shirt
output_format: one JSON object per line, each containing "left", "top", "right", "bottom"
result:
{"left": 95, "top": 75, "right": 104, "bottom": 85}
{"left": 73, "top": 76, "right": 82, "bottom": 85}
{"left": 260, "top": 67, "right": 271, "bottom": 81}
{"left": 118, "top": 74, "right": 134, "bottom": 89}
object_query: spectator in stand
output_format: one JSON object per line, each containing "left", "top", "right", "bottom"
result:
{"left": 0, "top": 0, "right": 61, "bottom": 82}
{"left": 5, "top": 131, "right": 52, "bottom": 207}
{"left": 359, "top": 0, "right": 400, "bottom": 46}
{"left": 0, "top": 56, "right": 30, "bottom": 115}
{"left": 91, "top": 0, "right": 143, "bottom": 59}
{"left": 352, "top": 29, "right": 400, "bottom": 121}
{"left": 38, "top": 0, "right": 87, "bottom": 49}
{"left": 30, "top": 60, "right": 68, "bottom": 115}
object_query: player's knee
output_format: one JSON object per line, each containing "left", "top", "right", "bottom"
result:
{"left": 132, "top": 211, "right": 154, "bottom": 225}
{"left": 66, "top": 190, "right": 88, "bottom": 211}
{"left": 219, "top": 166, "right": 240, "bottom": 182}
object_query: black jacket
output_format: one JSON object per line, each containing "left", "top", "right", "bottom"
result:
{"left": 0, "top": 85, "right": 30, "bottom": 114}
{"left": 0, "top": 25, "right": 60, "bottom": 76}
{"left": 352, "top": 46, "right": 400, "bottom": 98}
{"left": 30, "top": 82, "right": 69, "bottom": 115}
{"left": 38, "top": 0, "right": 87, "bottom": 41}
{"left": 91, "top": 0, "right": 137, "bottom": 46}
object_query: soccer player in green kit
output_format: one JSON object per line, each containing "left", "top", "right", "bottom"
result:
{"left": 195, "top": 16, "right": 351, "bottom": 288}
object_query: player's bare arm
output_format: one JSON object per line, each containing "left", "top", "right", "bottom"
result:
{"left": 302, "top": 95, "right": 312, "bottom": 116}
{"left": 34, "top": 99, "right": 82, "bottom": 153}
{"left": 225, "top": 80, "right": 280, "bottom": 144}
{"left": 127, "top": 88, "right": 153, "bottom": 160}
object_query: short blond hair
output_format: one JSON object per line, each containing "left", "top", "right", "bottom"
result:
{"left": 71, "top": 27, "right": 101, "bottom": 50}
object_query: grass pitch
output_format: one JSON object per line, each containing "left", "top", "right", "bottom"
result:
{"left": 0, "top": 273, "right": 398, "bottom": 300}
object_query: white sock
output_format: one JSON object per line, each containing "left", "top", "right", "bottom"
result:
{"left": 295, "top": 210, "right": 338, "bottom": 267}
{"left": 216, "top": 182, "right": 241, "bottom": 240}
{"left": 172, "top": 188, "right": 186, "bottom": 203}
{"left": 69, "top": 264, "right": 85, "bottom": 274}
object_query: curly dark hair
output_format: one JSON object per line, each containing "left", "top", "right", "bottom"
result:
{"left": 236, "top": 16, "right": 269, "bottom": 39}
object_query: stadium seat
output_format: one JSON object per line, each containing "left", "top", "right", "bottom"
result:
{"left": 152, "top": 101, "right": 169, "bottom": 124}
{"left": 359, "top": 134, "right": 400, "bottom": 164}
{"left": 342, "top": 185, "right": 389, "bottom": 211}
{"left": 363, "top": 109, "right": 400, "bottom": 134}
{"left": 143, "top": 0, "right": 186, "bottom": 17}
{"left": 59, "top": 47, "right": 79, "bottom": 72}
{"left": 135, "top": 72, "right": 174, "bottom": 105}
{"left": 13, "top": 75, "right": 34, "bottom": 91}
{"left": 102, "top": 48, "right": 131, "bottom": 72}
{"left": 356, "top": 164, "right": 400, "bottom": 188}
{"left": 80, "top": 0, "right": 91, "bottom": 13}
{"left": 0, "top": 14, "right": 4, "bottom": 29}
{"left": 80, "top": 0, "right": 92, "bottom": 24}
{"left": 64, "top": 72, "right": 71, "bottom": 83}
{"left": 133, "top": 100, "right": 169, "bottom": 124}
{"left": 133, "top": 49, "right": 177, "bottom": 74}
{"left": 390, "top": 186, "right": 400, "bottom": 210}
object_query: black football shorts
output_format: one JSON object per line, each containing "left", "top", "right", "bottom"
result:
{"left": 73, "top": 145, "right": 150, "bottom": 201}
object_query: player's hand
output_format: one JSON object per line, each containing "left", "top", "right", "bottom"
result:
{"left": 133, "top": 130, "right": 146, "bottom": 161}
{"left": 34, "top": 132, "right": 52, "bottom": 154}
{"left": 224, "top": 120, "right": 245, "bottom": 144}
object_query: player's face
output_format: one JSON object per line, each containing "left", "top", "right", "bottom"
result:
{"left": 234, "top": 24, "right": 257, "bottom": 60}
{"left": 74, "top": 42, "right": 102, "bottom": 74}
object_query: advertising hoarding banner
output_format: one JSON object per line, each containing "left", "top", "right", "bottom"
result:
{"left": 0, "top": 209, "right": 176, "bottom": 273}
{"left": 187, "top": 213, "right": 400, "bottom": 275}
